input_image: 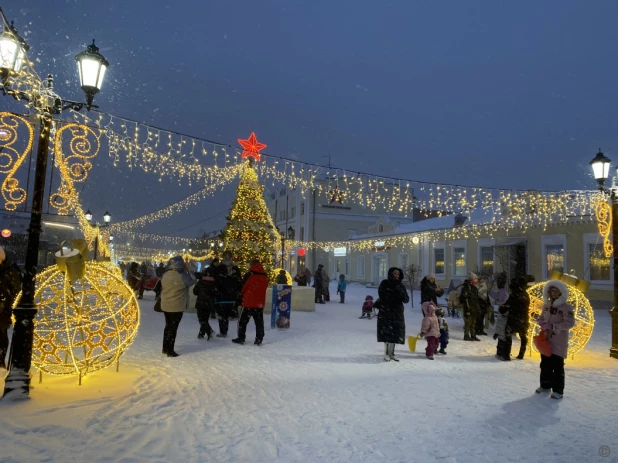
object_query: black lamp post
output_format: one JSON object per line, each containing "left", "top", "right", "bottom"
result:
{"left": 1, "top": 13, "right": 110, "bottom": 398}
{"left": 589, "top": 149, "right": 618, "bottom": 359}
{"left": 86, "top": 210, "right": 111, "bottom": 259}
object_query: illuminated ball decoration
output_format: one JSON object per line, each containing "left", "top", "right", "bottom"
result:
{"left": 1, "top": 228, "right": 10, "bottom": 238}
{"left": 31, "top": 262, "right": 140, "bottom": 379}
{"left": 526, "top": 281, "right": 595, "bottom": 357}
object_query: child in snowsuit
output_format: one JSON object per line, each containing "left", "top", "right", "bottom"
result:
{"left": 420, "top": 301, "right": 440, "bottom": 360}
{"left": 435, "top": 307, "right": 449, "bottom": 355}
{"left": 337, "top": 274, "right": 347, "bottom": 303}
{"left": 360, "top": 295, "right": 374, "bottom": 319}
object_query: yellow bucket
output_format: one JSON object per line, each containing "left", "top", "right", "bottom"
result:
{"left": 407, "top": 335, "right": 421, "bottom": 353}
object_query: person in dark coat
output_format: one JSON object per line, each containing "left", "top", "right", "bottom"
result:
{"left": 229, "top": 265, "right": 243, "bottom": 319}
{"left": 0, "top": 247, "right": 21, "bottom": 369}
{"left": 127, "top": 262, "right": 140, "bottom": 292}
{"left": 420, "top": 273, "right": 444, "bottom": 314}
{"left": 496, "top": 277, "right": 530, "bottom": 360}
{"left": 377, "top": 267, "right": 410, "bottom": 362}
{"left": 276, "top": 270, "right": 288, "bottom": 284}
{"left": 193, "top": 266, "right": 217, "bottom": 340}
{"left": 460, "top": 272, "right": 481, "bottom": 341}
{"left": 314, "top": 264, "right": 326, "bottom": 304}
{"left": 156, "top": 262, "right": 165, "bottom": 278}
{"left": 214, "top": 264, "right": 237, "bottom": 337}
{"left": 137, "top": 261, "right": 148, "bottom": 299}
{"left": 294, "top": 270, "right": 308, "bottom": 286}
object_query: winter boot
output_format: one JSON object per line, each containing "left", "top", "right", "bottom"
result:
{"left": 515, "top": 354, "right": 525, "bottom": 360}
{"left": 388, "top": 343, "right": 399, "bottom": 362}
{"left": 167, "top": 351, "right": 179, "bottom": 357}
{"left": 551, "top": 392, "right": 563, "bottom": 399}
{"left": 464, "top": 334, "right": 471, "bottom": 341}
{"left": 197, "top": 332, "right": 205, "bottom": 340}
{"left": 438, "top": 347, "right": 447, "bottom": 355}
{"left": 384, "top": 344, "right": 391, "bottom": 362}
{"left": 254, "top": 339, "right": 262, "bottom": 346}
{"left": 427, "top": 356, "right": 434, "bottom": 360}
{"left": 472, "top": 336, "right": 481, "bottom": 342}
{"left": 536, "top": 387, "right": 551, "bottom": 394}
{"left": 216, "top": 333, "right": 227, "bottom": 338}
{"left": 232, "top": 338, "right": 245, "bottom": 345}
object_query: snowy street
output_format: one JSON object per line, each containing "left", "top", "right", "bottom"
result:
{"left": 1, "top": 283, "right": 617, "bottom": 463}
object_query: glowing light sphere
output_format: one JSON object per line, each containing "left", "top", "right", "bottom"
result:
{"left": 1, "top": 228, "right": 10, "bottom": 238}
{"left": 527, "top": 281, "right": 595, "bottom": 357}
{"left": 30, "top": 262, "right": 140, "bottom": 378}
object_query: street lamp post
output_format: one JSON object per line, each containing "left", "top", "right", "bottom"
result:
{"left": 1, "top": 14, "right": 110, "bottom": 398}
{"left": 589, "top": 150, "right": 618, "bottom": 359}
{"left": 86, "top": 210, "right": 111, "bottom": 260}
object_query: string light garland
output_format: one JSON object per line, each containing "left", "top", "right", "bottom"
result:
{"left": 526, "top": 281, "right": 595, "bottom": 357}
{"left": 67, "top": 109, "right": 597, "bottom": 232}
{"left": 0, "top": 111, "right": 35, "bottom": 210}
{"left": 24, "top": 262, "right": 140, "bottom": 382}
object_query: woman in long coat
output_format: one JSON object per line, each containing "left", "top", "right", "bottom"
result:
{"left": 377, "top": 267, "right": 410, "bottom": 362}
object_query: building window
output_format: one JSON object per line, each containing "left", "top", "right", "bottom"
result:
{"left": 399, "top": 253, "right": 409, "bottom": 269}
{"left": 434, "top": 248, "right": 445, "bottom": 275}
{"left": 378, "top": 224, "right": 384, "bottom": 232}
{"left": 589, "top": 243, "right": 610, "bottom": 281}
{"left": 453, "top": 247, "right": 466, "bottom": 276}
{"left": 357, "top": 255, "right": 365, "bottom": 278}
{"left": 301, "top": 202, "right": 305, "bottom": 215}
{"left": 480, "top": 246, "right": 494, "bottom": 275}
{"left": 290, "top": 206, "right": 295, "bottom": 218}
{"left": 546, "top": 244, "right": 564, "bottom": 274}
{"left": 300, "top": 227, "right": 304, "bottom": 242}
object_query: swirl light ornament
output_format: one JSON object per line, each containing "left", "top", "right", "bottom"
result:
{"left": 50, "top": 122, "right": 101, "bottom": 215}
{"left": 595, "top": 198, "right": 613, "bottom": 257}
{"left": 527, "top": 281, "right": 595, "bottom": 358}
{"left": 26, "top": 262, "right": 139, "bottom": 382}
{"left": 0, "top": 112, "right": 35, "bottom": 210}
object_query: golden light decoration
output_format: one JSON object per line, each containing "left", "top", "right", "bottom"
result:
{"left": 29, "top": 261, "right": 140, "bottom": 382}
{"left": 595, "top": 198, "right": 613, "bottom": 257}
{"left": 50, "top": 122, "right": 102, "bottom": 216}
{"left": 526, "top": 281, "right": 595, "bottom": 357}
{"left": 0, "top": 112, "right": 35, "bottom": 210}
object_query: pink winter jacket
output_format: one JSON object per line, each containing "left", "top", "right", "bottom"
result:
{"left": 539, "top": 281, "right": 575, "bottom": 359}
{"left": 420, "top": 302, "right": 440, "bottom": 338}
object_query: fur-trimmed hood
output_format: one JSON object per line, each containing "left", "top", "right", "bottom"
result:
{"left": 543, "top": 280, "right": 569, "bottom": 306}
{"left": 421, "top": 301, "right": 436, "bottom": 316}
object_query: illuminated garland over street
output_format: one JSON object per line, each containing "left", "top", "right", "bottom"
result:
{"left": 65, "top": 110, "right": 597, "bottom": 234}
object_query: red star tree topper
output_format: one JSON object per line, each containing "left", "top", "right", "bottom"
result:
{"left": 238, "top": 132, "right": 267, "bottom": 162}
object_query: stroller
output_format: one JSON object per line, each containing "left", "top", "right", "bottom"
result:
{"left": 447, "top": 286, "right": 462, "bottom": 318}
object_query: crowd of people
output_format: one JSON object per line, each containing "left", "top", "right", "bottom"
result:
{"left": 375, "top": 267, "right": 575, "bottom": 399}
{"left": 150, "top": 251, "right": 270, "bottom": 357}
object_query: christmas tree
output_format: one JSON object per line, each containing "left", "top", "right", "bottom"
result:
{"left": 220, "top": 162, "right": 276, "bottom": 277}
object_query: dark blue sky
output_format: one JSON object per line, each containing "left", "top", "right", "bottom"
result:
{"left": 6, "top": 0, "right": 618, "bottom": 238}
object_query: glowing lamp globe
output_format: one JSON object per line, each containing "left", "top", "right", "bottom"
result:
{"left": 0, "top": 22, "right": 29, "bottom": 76}
{"left": 1, "top": 228, "right": 10, "bottom": 238}
{"left": 75, "top": 40, "right": 109, "bottom": 108}
{"left": 589, "top": 150, "right": 611, "bottom": 189}
{"left": 29, "top": 262, "right": 140, "bottom": 379}
{"left": 526, "top": 281, "right": 595, "bottom": 357}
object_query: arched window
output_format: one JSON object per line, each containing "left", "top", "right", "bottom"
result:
{"left": 378, "top": 224, "right": 384, "bottom": 232}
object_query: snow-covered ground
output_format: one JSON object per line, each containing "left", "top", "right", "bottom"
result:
{"left": 1, "top": 283, "right": 617, "bottom": 463}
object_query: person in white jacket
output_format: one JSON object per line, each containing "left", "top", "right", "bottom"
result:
{"left": 535, "top": 280, "right": 575, "bottom": 399}
{"left": 161, "top": 256, "right": 197, "bottom": 357}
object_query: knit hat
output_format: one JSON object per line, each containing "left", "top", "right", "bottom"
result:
{"left": 427, "top": 273, "right": 436, "bottom": 280}
{"left": 0, "top": 246, "right": 5, "bottom": 264}
{"left": 466, "top": 272, "right": 478, "bottom": 281}
{"left": 365, "top": 295, "right": 373, "bottom": 300}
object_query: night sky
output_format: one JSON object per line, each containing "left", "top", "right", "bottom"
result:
{"left": 6, "top": 0, "right": 618, "bottom": 239}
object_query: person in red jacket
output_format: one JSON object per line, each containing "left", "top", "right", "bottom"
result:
{"left": 233, "top": 260, "right": 269, "bottom": 346}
